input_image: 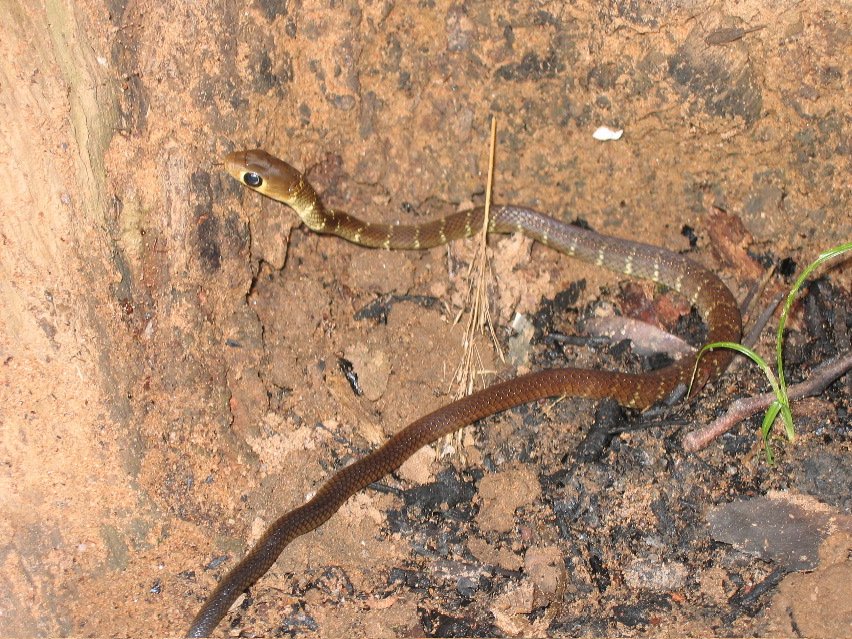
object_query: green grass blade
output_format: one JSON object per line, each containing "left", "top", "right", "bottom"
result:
{"left": 687, "top": 242, "right": 851, "bottom": 463}
{"left": 761, "top": 401, "right": 783, "bottom": 465}
{"left": 694, "top": 341, "right": 781, "bottom": 397}
{"left": 776, "top": 242, "right": 852, "bottom": 398}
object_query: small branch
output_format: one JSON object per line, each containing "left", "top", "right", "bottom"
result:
{"left": 742, "top": 291, "right": 783, "bottom": 350}
{"left": 740, "top": 262, "right": 776, "bottom": 325}
{"left": 683, "top": 349, "right": 852, "bottom": 452}
{"left": 725, "top": 289, "right": 782, "bottom": 378}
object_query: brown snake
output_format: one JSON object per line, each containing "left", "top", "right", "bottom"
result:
{"left": 187, "top": 149, "right": 741, "bottom": 636}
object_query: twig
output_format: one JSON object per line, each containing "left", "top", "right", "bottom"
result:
{"left": 724, "top": 269, "right": 781, "bottom": 379}
{"left": 683, "top": 349, "right": 852, "bottom": 452}
{"left": 742, "top": 291, "right": 783, "bottom": 350}
{"left": 740, "top": 262, "right": 776, "bottom": 322}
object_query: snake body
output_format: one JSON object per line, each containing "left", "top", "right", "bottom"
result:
{"left": 187, "top": 150, "right": 741, "bottom": 636}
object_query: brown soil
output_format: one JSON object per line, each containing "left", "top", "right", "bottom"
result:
{"left": 1, "top": 0, "right": 850, "bottom": 637}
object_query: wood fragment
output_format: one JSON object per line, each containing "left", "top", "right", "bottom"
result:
{"left": 705, "top": 25, "right": 767, "bottom": 46}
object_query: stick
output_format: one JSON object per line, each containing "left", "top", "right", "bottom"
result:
{"left": 683, "top": 350, "right": 852, "bottom": 452}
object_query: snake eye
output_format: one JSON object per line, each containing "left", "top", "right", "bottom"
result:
{"left": 243, "top": 172, "right": 263, "bottom": 188}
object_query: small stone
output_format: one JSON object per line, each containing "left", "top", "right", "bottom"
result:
{"left": 623, "top": 556, "right": 688, "bottom": 591}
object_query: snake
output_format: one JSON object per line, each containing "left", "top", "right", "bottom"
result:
{"left": 186, "top": 149, "right": 741, "bottom": 636}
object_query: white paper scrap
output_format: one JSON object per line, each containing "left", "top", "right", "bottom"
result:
{"left": 592, "top": 126, "right": 624, "bottom": 141}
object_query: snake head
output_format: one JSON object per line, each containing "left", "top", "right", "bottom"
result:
{"left": 224, "top": 150, "right": 303, "bottom": 203}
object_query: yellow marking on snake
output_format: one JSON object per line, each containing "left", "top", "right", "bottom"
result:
{"left": 690, "top": 285, "right": 703, "bottom": 305}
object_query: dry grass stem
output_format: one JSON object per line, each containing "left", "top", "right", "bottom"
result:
{"left": 443, "top": 117, "right": 504, "bottom": 457}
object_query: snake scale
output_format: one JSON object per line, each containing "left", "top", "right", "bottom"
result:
{"left": 186, "top": 149, "right": 741, "bottom": 636}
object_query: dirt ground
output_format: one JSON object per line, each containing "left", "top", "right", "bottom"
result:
{"left": 1, "top": 0, "right": 851, "bottom": 637}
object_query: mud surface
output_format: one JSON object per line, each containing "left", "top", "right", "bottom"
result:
{"left": 1, "top": 0, "right": 851, "bottom": 637}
